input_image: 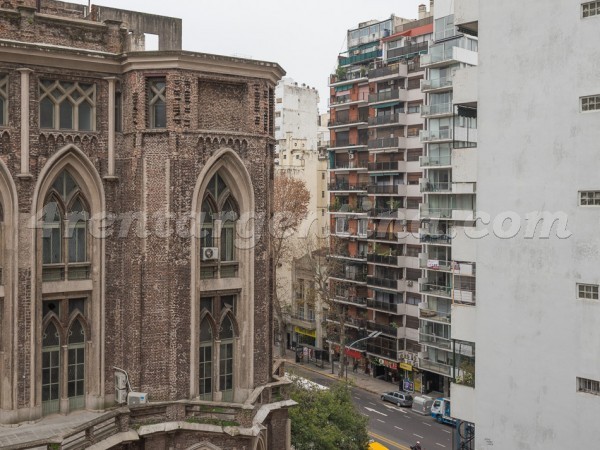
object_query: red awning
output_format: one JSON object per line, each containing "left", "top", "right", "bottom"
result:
{"left": 382, "top": 23, "right": 433, "bottom": 42}
{"left": 345, "top": 348, "right": 363, "bottom": 360}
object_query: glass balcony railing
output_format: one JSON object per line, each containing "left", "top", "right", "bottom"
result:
{"left": 419, "top": 357, "right": 453, "bottom": 376}
{"left": 387, "top": 41, "right": 428, "bottom": 60}
{"left": 367, "top": 276, "right": 399, "bottom": 289}
{"left": 421, "top": 77, "right": 453, "bottom": 91}
{"left": 419, "top": 155, "right": 452, "bottom": 167}
{"left": 367, "top": 298, "right": 400, "bottom": 312}
{"left": 368, "top": 137, "right": 400, "bottom": 149}
{"left": 369, "top": 89, "right": 401, "bottom": 103}
{"left": 420, "top": 181, "right": 452, "bottom": 193}
{"left": 367, "top": 253, "right": 400, "bottom": 266}
{"left": 367, "top": 321, "right": 397, "bottom": 337}
{"left": 420, "top": 332, "right": 452, "bottom": 350}
{"left": 420, "top": 129, "right": 453, "bottom": 142}
{"left": 421, "top": 103, "right": 453, "bottom": 117}
{"left": 420, "top": 282, "right": 452, "bottom": 297}
{"left": 339, "top": 50, "right": 382, "bottom": 66}
{"left": 368, "top": 161, "right": 403, "bottom": 171}
{"left": 330, "top": 139, "right": 368, "bottom": 148}
{"left": 368, "top": 113, "right": 403, "bottom": 126}
{"left": 328, "top": 182, "right": 369, "bottom": 191}
{"left": 419, "top": 307, "right": 451, "bottom": 323}
{"left": 368, "top": 64, "right": 400, "bottom": 79}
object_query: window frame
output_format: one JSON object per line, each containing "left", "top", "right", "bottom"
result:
{"left": 577, "top": 283, "right": 599, "bottom": 300}
{"left": 577, "top": 377, "right": 600, "bottom": 395}
{"left": 582, "top": 1, "right": 600, "bottom": 18}
{"left": 579, "top": 190, "right": 600, "bottom": 206}
{"left": 580, "top": 94, "right": 600, "bottom": 112}
{"left": 39, "top": 79, "right": 96, "bottom": 131}
{"left": 147, "top": 77, "right": 167, "bottom": 129}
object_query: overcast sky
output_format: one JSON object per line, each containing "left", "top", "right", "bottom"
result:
{"left": 81, "top": 0, "right": 425, "bottom": 112}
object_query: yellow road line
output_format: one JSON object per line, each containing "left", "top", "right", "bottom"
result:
{"left": 369, "top": 431, "right": 412, "bottom": 450}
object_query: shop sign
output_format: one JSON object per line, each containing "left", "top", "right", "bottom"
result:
{"left": 403, "top": 379, "right": 414, "bottom": 392}
{"left": 345, "top": 348, "right": 363, "bottom": 359}
{"left": 427, "top": 259, "right": 440, "bottom": 269}
{"left": 399, "top": 362, "right": 413, "bottom": 371}
{"left": 377, "top": 358, "right": 399, "bottom": 369}
{"left": 294, "top": 326, "right": 316, "bottom": 338}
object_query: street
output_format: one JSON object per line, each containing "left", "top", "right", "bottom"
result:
{"left": 289, "top": 365, "right": 452, "bottom": 450}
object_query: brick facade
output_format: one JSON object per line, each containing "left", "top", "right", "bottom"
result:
{"left": 0, "top": 2, "right": 290, "bottom": 449}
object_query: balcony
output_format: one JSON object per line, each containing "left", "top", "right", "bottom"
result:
{"left": 420, "top": 129, "right": 453, "bottom": 143}
{"left": 420, "top": 41, "right": 478, "bottom": 69}
{"left": 420, "top": 77, "right": 453, "bottom": 92}
{"left": 289, "top": 313, "right": 316, "bottom": 328}
{"left": 339, "top": 49, "right": 382, "bottom": 66}
{"left": 367, "top": 321, "right": 398, "bottom": 337}
{"left": 367, "top": 343, "right": 397, "bottom": 360}
{"left": 419, "top": 233, "right": 452, "bottom": 244}
{"left": 368, "top": 137, "right": 400, "bottom": 150}
{"left": 420, "top": 282, "right": 452, "bottom": 298}
{"left": 368, "top": 161, "right": 404, "bottom": 172}
{"left": 419, "top": 205, "right": 453, "bottom": 219}
{"left": 330, "top": 270, "right": 368, "bottom": 283}
{"left": 420, "top": 181, "right": 452, "bottom": 193}
{"left": 419, "top": 304, "right": 451, "bottom": 323}
{"left": 420, "top": 331, "right": 452, "bottom": 350}
{"left": 421, "top": 103, "right": 453, "bottom": 117}
{"left": 368, "top": 113, "right": 404, "bottom": 127}
{"left": 419, "top": 155, "right": 451, "bottom": 168}
{"left": 330, "top": 138, "right": 368, "bottom": 149}
{"left": 330, "top": 251, "right": 367, "bottom": 262}
{"left": 334, "top": 295, "right": 368, "bottom": 307}
{"left": 369, "top": 89, "right": 402, "bottom": 104}
{"left": 367, "top": 298, "right": 401, "bottom": 314}
{"left": 329, "top": 71, "right": 368, "bottom": 86}
{"left": 368, "top": 63, "right": 406, "bottom": 80}
{"left": 419, "top": 356, "right": 452, "bottom": 376}
{"left": 329, "top": 116, "right": 369, "bottom": 128}
{"left": 329, "top": 92, "right": 369, "bottom": 107}
{"left": 330, "top": 160, "right": 369, "bottom": 171}
{"left": 367, "top": 276, "right": 399, "bottom": 290}
{"left": 387, "top": 41, "right": 428, "bottom": 60}
{"left": 328, "top": 203, "right": 368, "bottom": 214}
{"left": 419, "top": 258, "right": 453, "bottom": 271}
{"left": 367, "top": 253, "right": 401, "bottom": 266}
{"left": 328, "top": 182, "right": 369, "bottom": 192}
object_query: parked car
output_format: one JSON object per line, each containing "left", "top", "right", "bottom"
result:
{"left": 380, "top": 391, "right": 413, "bottom": 407}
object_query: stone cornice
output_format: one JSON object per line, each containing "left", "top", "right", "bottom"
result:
{"left": 0, "top": 40, "right": 285, "bottom": 83}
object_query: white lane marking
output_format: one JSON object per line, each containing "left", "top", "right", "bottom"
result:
{"left": 442, "top": 429, "right": 451, "bottom": 434}
{"left": 383, "top": 404, "right": 407, "bottom": 413}
{"left": 368, "top": 402, "right": 376, "bottom": 406}
{"left": 436, "top": 444, "right": 446, "bottom": 448}
{"left": 394, "top": 426, "right": 404, "bottom": 431}
{"left": 377, "top": 419, "right": 385, "bottom": 423}
{"left": 413, "top": 434, "right": 424, "bottom": 439}
{"left": 422, "top": 422, "right": 432, "bottom": 426}
{"left": 364, "top": 407, "right": 388, "bottom": 416}
{"left": 354, "top": 396, "right": 361, "bottom": 400}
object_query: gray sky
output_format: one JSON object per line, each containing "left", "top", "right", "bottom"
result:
{"left": 82, "top": 0, "right": 425, "bottom": 112}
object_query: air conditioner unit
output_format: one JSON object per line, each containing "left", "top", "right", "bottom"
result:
{"left": 407, "top": 280, "right": 414, "bottom": 287}
{"left": 115, "top": 372, "right": 128, "bottom": 404}
{"left": 127, "top": 392, "right": 148, "bottom": 406}
{"left": 201, "top": 247, "right": 219, "bottom": 261}
{"left": 348, "top": 152, "right": 355, "bottom": 160}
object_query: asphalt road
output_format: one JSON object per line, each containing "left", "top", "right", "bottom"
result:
{"left": 289, "top": 366, "right": 453, "bottom": 450}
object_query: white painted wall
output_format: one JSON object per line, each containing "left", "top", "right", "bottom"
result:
{"left": 475, "top": 1, "right": 600, "bottom": 448}
{"left": 275, "top": 77, "right": 320, "bottom": 150}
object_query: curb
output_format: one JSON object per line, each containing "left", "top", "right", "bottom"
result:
{"left": 285, "top": 360, "right": 382, "bottom": 396}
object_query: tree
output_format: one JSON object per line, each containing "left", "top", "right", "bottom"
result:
{"left": 289, "top": 379, "right": 369, "bottom": 450}
{"left": 272, "top": 174, "right": 310, "bottom": 356}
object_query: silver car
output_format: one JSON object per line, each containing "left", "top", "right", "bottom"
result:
{"left": 380, "top": 391, "right": 413, "bottom": 407}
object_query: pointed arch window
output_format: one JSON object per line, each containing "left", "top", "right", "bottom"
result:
{"left": 200, "top": 173, "right": 239, "bottom": 279}
{"left": 39, "top": 80, "right": 96, "bottom": 131}
{"left": 41, "top": 298, "right": 88, "bottom": 415}
{"left": 41, "top": 170, "right": 90, "bottom": 281}
{"left": 198, "top": 294, "right": 238, "bottom": 401}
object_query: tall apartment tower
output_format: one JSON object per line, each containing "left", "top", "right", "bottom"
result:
{"left": 327, "top": 6, "right": 432, "bottom": 389}
{"left": 274, "top": 78, "right": 328, "bottom": 351}
{"left": 450, "top": 1, "right": 600, "bottom": 449}
{"left": 418, "top": 0, "right": 478, "bottom": 398}
{"left": 0, "top": 2, "right": 291, "bottom": 448}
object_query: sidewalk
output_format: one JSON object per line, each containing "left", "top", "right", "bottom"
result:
{"left": 278, "top": 349, "right": 402, "bottom": 396}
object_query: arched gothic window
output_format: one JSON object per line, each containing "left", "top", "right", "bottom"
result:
{"left": 198, "top": 296, "right": 238, "bottom": 402}
{"left": 41, "top": 322, "right": 61, "bottom": 415}
{"left": 67, "top": 320, "right": 86, "bottom": 410}
{"left": 42, "top": 170, "right": 90, "bottom": 281}
{"left": 200, "top": 173, "right": 239, "bottom": 279}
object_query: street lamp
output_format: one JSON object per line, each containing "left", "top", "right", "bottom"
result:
{"left": 344, "top": 331, "right": 382, "bottom": 380}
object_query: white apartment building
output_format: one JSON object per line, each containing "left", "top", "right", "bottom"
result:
{"left": 419, "top": 0, "right": 478, "bottom": 399}
{"left": 275, "top": 77, "right": 320, "bottom": 150}
{"left": 449, "top": 1, "right": 600, "bottom": 449}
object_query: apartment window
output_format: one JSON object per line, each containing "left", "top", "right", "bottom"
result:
{"left": 581, "top": 95, "right": 600, "bottom": 112}
{"left": 39, "top": 80, "right": 96, "bottom": 131}
{"left": 577, "top": 283, "right": 599, "bottom": 300}
{"left": 579, "top": 190, "right": 600, "bottom": 206}
{"left": 577, "top": 377, "right": 600, "bottom": 395}
{"left": 147, "top": 77, "right": 166, "bottom": 128}
{"left": 406, "top": 294, "right": 421, "bottom": 306}
{"left": 321, "top": 191, "right": 325, "bottom": 198}
{"left": 582, "top": 1, "right": 600, "bottom": 18}
{"left": 0, "top": 75, "right": 7, "bottom": 126}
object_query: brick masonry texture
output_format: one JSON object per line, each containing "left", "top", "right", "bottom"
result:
{"left": 0, "top": 1, "right": 288, "bottom": 448}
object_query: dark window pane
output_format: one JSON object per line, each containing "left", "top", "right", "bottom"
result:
{"left": 154, "top": 99, "right": 166, "bottom": 128}
{"left": 68, "top": 381, "right": 75, "bottom": 397}
{"left": 78, "top": 101, "right": 92, "bottom": 131}
{"left": 69, "top": 298, "right": 85, "bottom": 315}
{"left": 40, "top": 97, "right": 54, "bottom": 128}
{"left": 0, "top": 98, "right": 4, "bottom": 125}
{"left": 59, "top": 101, "right": 73, "bottom": 129}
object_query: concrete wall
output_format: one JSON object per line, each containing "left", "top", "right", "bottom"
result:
{"left": 476, "top": 1, "right": 600, "bottom": 448}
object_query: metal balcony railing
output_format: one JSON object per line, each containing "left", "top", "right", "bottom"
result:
{"left": 367, "top": 253, "right": 400, "bottom": 265}
{"left": 328, "top": 182, "right": 369, "bottom": 191}
{"left": 369, "top": 89, "right": 401, "bottom": 103}
{"left": 387, "top": 41, "right": 429, "bottom": 59}
{"left": 368, "top": 161, "right": 403, "bottom": 171}
{"left": 368, "top": 64, "right": 400, "bottom": 79}
{"left": 368, "top": 113, "right": 403, "bottom": 126}
{"left": 419, "top": 155, "right": 452, "bottom": 167}
{"left": 367, "top": 276, "right": 399, "bottom": 289}
{"left": 368, "top": 137, "right": 400, "bottom": 149}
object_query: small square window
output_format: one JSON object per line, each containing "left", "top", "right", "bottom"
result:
{"left": 581, "top": 94, "right": 600, "bottom": 112}
{"left": 582, "top": 1, "right": 600, "bottom": 18}
{"left": 147, "top": 77, "right": 166, "bottom": 128}
{"left": 577, "top": 283, "right": 599, "bottom": 300}
{"left": 577, "top": 377, "right": 600, "bottom": 395}
{"left": 579, "top": 191, "right": 600, "bottom": 206}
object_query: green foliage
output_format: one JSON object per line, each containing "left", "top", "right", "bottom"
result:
{"left": 290, "top": 382, "right": 369, "bottom": 450}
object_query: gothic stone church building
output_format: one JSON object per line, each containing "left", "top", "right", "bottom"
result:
{"left": 0, "top": 1, "right": 291, "bottom": 449}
